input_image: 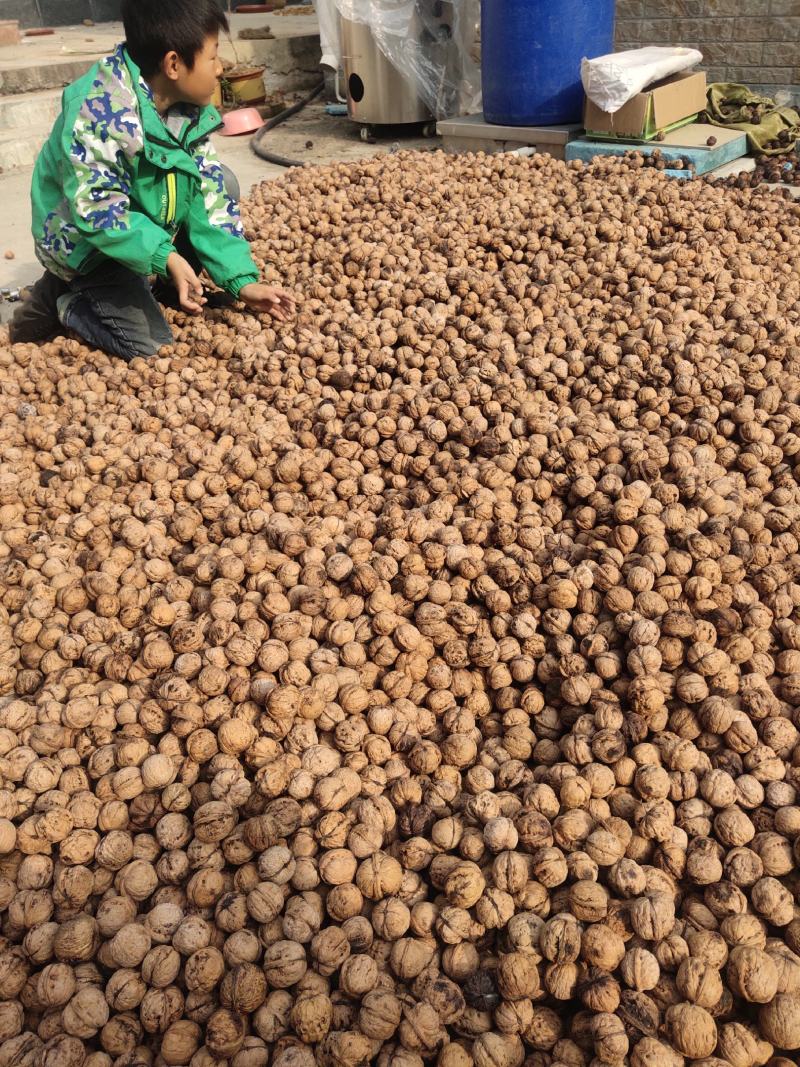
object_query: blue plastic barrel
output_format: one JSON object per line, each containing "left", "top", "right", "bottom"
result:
{"left": 481, "top": 0, "right": 616, "bottom": 126}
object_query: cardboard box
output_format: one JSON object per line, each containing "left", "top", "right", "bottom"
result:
{"left": 584, "top": 70, "right": 707, "bottom": 142}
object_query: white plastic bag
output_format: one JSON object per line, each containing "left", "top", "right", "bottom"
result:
{"left": 581, "top": 46, "right": 703, "bottom": 115}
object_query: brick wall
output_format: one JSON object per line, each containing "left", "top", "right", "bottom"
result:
{"left": 615, "top": 0, "right": 800, "bottom": 95}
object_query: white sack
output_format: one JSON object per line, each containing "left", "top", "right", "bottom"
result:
{"left": 581, "top": 46, "right": 703, "bottom": 114}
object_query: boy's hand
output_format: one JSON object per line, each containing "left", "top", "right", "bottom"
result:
{"left": 167, "top": 253, "right": 207, "bottom": 314}
{"left": 239, "top": 283, "right": 296, "bottom": 321}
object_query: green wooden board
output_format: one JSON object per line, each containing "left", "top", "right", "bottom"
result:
{"left": 565, "top": 132, "right": 748, "bottom": 176}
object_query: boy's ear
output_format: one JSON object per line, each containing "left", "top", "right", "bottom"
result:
{"left": 162, "top": 50, "right": 182, "bottom": 82}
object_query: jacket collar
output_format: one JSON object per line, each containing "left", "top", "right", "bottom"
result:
{"left": 119, "top": 44, "right": 223, "bottom": 153}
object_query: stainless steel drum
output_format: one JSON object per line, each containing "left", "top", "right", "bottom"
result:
{"left": 340, "top": 14, "right": 432, "bottom": 126}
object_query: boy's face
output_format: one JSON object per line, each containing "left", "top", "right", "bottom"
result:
{"left": 173, "top": 33, "right": 223, "bottom": 107}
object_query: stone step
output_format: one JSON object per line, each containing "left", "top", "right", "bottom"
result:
{"left": 0, "top": 124, "right": 49, "bottom": 173}
{"left": 0, "top": 88, "right": 62, "bottom": 131}
{"left": 0, "top": 58, "right": 93, "bottom": 95}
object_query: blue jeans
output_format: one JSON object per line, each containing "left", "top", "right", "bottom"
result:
{"left": 58, "top": 262, "right": 175, "bottom": 361}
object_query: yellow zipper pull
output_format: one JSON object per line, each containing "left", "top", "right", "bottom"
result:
{"left": 166, "top": 172, "right": 177, "bottom": 225}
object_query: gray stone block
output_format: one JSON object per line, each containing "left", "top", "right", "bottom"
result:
{"left": 703, "top": 41, "right": 764, "bottom": 64}
{"left": 729, "top": 16, "right": 768, "bottom": 39}
{"left": 772, "top": 14, "right": 800, "bottom": 33}
{"left": 726, "top": 65, "right": 795, "bottom": 84}
{"left": 37, "top": 0, "right": 93, "bottom": 26}
{"left": 696, "top": 0, "right": 739, "bottom": 12}
{"left": 0, "top": 0, "right": 41, "bottom": 28}
{"left": 616, "top": 19, "right": 643, "bottom": 41}
{"left": 90, "top": 0, "right": 121, "bottom": 21}
{"left": 771, "top": 41, "right": 800, "bottom": 62}
{"left": 617, "top": 0, "right": 645, "bottom": 16}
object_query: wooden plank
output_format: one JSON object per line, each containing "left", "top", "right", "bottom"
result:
{"left": 660, "top": 122, "right": 743, "bottom": 150}
{"left": 437, "top": 114, "right": 581, "bottom": 145}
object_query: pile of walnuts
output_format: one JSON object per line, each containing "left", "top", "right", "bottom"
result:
{"left": 2, "top": 149, "right": 800, "bottom": 1067}
{"left": 707, "top": 152, "right": 799, "bottom": 191}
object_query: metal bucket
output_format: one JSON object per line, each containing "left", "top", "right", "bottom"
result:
{"left": 340, "top": 15, "right": 431, "bottom": 125}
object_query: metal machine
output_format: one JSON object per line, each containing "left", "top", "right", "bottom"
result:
{"left": 340, "top": 0, "right": 458, "bottom": 139}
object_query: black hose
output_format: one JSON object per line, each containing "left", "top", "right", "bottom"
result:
{"left": 251, "top": 80, "right": 326, "bottom": 167}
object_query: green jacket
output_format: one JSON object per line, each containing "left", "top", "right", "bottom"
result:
{"left": 31, "top": 44, "right": 260, "bottom": 297}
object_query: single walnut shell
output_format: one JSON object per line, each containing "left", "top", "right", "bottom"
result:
{"left": 581, "top": 924, "right": 625, "bottom": 970}
{"left": 53, "top": 916, "right": 98, "bottom": 963}
{"left": 220, "top": 963, "right": 268, "bottom": 1013}
{"left": 62, "top": 987, "right": 109, "bottom": 1039}
{"left": 676, "top": 957, "right": 724, "bottom": 1009}
{"left": 496, "top": 953, "right": 540, "bottom": 1001}
{"left": 339, "top": 954, "right": 378, "bottom": 997}
{"left": 540, "top": 915, "right": 582, "bottom": 964}
{"left": 264, "top": 941, "right": 308, "bottom": 988}
{"left": 160, "top": 1020, "right": 202, "bottom": 1066}
{"left": 139, "top": 985, "right": 184, "bottom": 1034}
{"left": 727, "top": 946, "right": 779, "bottom": 1004}
{"left": 629, "top": 1037, "right": 685, "bottom": 1067}
{"left": 206, "top": 1009, "right": 247, "bottom": 1058}
{"left": 716, "top": 1020, "right": 774, "bottom": 1067}
{"left": 759, "top": 993, "right": 800, "bottom": 1049}
{"left": 36, "top": 963, "right": 76, "bottom": 1008}
{"left": 109, "top": 923, "right": 151, "bottom": 968}
{"left": 592, "top": 1011, "right": 628, "bottom": 1062}
{"left": 664, "top": 1002, "right": 717, "bottom": 1059}
{"left": 630, "top": 893, "right": 675, "bottom": 942}
{"left": 318, "top": 1029, "right": 373, "bottom": 1067}
{"left": 751, "top": 877, "right": 794, "bottom": 927}
{"left": 184, "top": 947, "right": 226, "bottom": 993}
{"left": 621, "top": 948, "right": 660, "bottom": 992}
{"left": 141, "top": 945, "right": 181, "bottom": 988}
{"left": 106, "top": 969, "right": 146, "bottom": 1011}
{"left": 387, "top": 934, "right": 436, "bottom": 980}
{"left": 359, "top": 991, "right": 402, "bottom": 1041}
{"left": 399, "top": 1001, "right": 447, "bottom": 1055}
{"left": 291, "top": 992, "right": 333, "bottom": 1044}
{"left": 471, "top": 1032, "right": 524, "bottom": 1067}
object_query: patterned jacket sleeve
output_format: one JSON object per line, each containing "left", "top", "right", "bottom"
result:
{"left": 182, "top": 136, "right": 260, "bottom": 297}
{"left": 193, "top": 137, "right": 246, "bottom": 239}
{"left": 62, "top": 80, "right": 174, "bottom": 277}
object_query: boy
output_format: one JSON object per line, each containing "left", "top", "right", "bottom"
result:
{"left": 10, "top": 0, "right": 295, "bottom": 359}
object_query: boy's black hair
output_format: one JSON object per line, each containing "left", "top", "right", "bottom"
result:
{"left": 122, "top": 0, "right": 229, "bottom": 78}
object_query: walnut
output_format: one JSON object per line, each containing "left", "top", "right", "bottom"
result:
{"left": 220, "top": 963, "right": 268, "bottom": 1013}
{"left": 727, "top": 946, "right": 779, "bottom": 1003}
{"left": 206, "top": 1008, "right": 247, "bottom": 1058}
{"left": 291, "top": 991, "right": 333, "bottom": 1043}
{"left": 264, "top": 941, "right": 308, "bottom": 987}
{"left": 496, "top": 953, "right": 540, "bottom": 1001}
{"left": 759, "top": 992, "right": 800, "bottom": 1049}
{"left": 664, "top": 1002, "right": 718, "bottom": 1059}
{"left": 61, "top": 987, "right": 109, "bottom": 1038}
{"left": 358, "top": 991, "right": 402, "bottom": 1041}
